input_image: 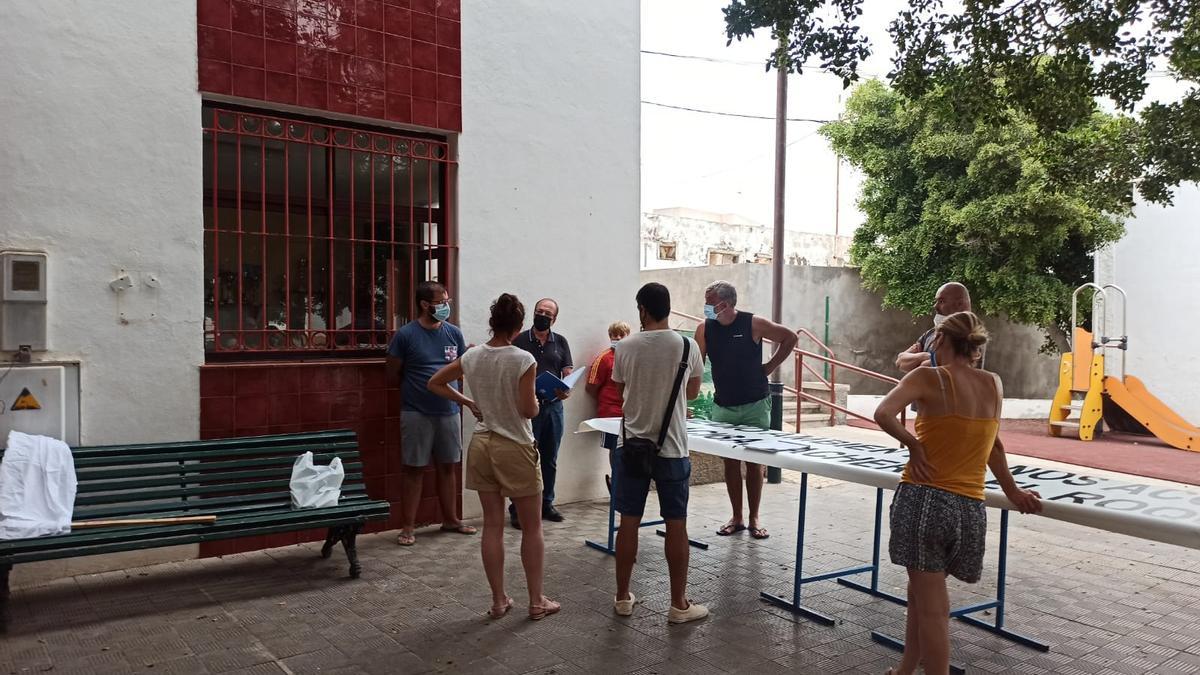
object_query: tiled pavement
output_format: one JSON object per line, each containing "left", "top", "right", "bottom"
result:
{"left": 3, "top": 473, "right": 1200, "bottom": 674}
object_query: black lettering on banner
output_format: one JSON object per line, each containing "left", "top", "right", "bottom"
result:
{"left": 1064, "top": 476, "right": 1100, "bottom": 487}
{"left": 1149, "top": 489, "right": 1187, "bottom": 500}
{"left": 1029, "top": 470, "right": 1075, "bottom": 481}
{"left": 804, "top": 451, "right": 850, "bottom": 460}
{"left": 1048, "top": 491, "right": 1104, "bottom": 505}
{"left": 847, "top": 458, "right": 897, "bottom": 470}
{"left": 1143, "top": 506, "right": 1197, "bottom": 520}
{"left": 1008, "top": 466, "right": 1039, "bottom": 477}
{"left": 1096, "top": 499, "right": 1148, "bottom": 511}
{"left": 1102, "top": 484, "right": 1148, "bottom": 496}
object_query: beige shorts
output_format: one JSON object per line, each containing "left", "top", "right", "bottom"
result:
{"left": 466, "top": 432, "right": 543, "bottom": 498}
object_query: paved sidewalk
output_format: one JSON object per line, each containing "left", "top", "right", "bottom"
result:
{"left": 2, "top": 473, "right": 1200, "bottom": 674}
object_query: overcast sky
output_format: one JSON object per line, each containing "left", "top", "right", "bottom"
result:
{"left": 640, "top": 0, "right": 1191, "bottom": 235}
{"left": 640, "top": 0, "right": 909, "bottom": 236}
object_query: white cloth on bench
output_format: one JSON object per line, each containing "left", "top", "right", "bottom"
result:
{"left": 0, "top": 431, "right": 77, "bottom": 539}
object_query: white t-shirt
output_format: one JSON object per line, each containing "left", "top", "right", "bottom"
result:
{"left": 612, "top": 330, "right": 703, "bottom": 459}
{"left": 461, "top": 344, "right": 537, "bottom": 445}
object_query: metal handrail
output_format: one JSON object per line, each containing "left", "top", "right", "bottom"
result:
{"left": 669, "top": 309, "right": 903, "bottom": 431}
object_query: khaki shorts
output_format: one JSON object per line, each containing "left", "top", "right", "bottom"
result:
{"left": 466, "top": 432, "right": 543, "bottom": 498}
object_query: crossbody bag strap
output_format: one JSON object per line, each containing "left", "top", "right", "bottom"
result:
{"left": 656, "top": 334, "right": 691, "bottom": 448}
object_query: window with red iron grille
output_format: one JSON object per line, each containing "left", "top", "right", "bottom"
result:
{"left": 202, "top": 105, "right": 455, "bottom": 357}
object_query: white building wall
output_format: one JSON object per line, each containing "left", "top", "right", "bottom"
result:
{"left": 641, "top": 211, "right": 851, "bottom": 270}
{"left": 458, "top": 0, "right": 641, "bottom": 513}
{"left": 0, "top": 1, "right": 203, "bottom": 445}
{"left": 1097, "top": 184, "right": 1200, "bottom": 423}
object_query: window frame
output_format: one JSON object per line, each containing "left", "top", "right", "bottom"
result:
{"left": 201, "top": 102, "right": 456, "bottom": 362}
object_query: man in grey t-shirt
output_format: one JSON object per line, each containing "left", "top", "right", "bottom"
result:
{"left": 609, "top": 282, "right": 709, "bottom": 625}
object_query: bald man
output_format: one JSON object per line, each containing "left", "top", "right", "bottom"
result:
{"left": 895, "top": 282, "right": 974, "bottom": 373}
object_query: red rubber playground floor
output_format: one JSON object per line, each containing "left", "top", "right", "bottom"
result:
{"left": 847, "top": 417, "right": 1200, "bottom": 486}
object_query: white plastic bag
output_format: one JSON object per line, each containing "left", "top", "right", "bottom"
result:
{"left": 289, "top": 451, "right": 344, "bottom": 509}
{"left": 0, "top": 431, "right": 77, "bottom": 539}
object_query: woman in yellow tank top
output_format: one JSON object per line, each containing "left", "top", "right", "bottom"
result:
{"left": 874, "top": 312, "right": 1042, "bottom": 675}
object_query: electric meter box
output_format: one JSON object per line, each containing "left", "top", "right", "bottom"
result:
{"left": 0, "top": 363, "right": 80, "bottom": 446}
{"left": 0, "top": 251, "right": 48, "bottom": 351}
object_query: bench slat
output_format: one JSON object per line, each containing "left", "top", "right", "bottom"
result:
{"left": 0, "top": 501, "right": 387, "bottom": 555}
{"left": 71, "top": 485, "right": 369, "bottom": 516}
{"left": 71, "top": 442, "right": 360, "bottom": 467}
{"left": 76, "top": 462, "right": 364, "bottom": 494}
{"left": 1, "top": 505, "right": 390, "bottom": 565}
{"left": 65, "top": 430, "right": 356, "bottom": 455}
{"left": 71, "top": 486, "right": 369, "bottom": 520}
{"left": 74, "top": 473, "right": 366, "bottom": 506}
{"left": 75, "top": 452, "right": 363, "bottom": 481}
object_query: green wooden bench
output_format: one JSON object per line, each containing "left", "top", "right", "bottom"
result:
{"left": 0, "top": 429, "right": 390, "bottom": 610}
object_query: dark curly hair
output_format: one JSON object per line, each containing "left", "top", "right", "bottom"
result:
{"left": 490, "top": 293, "right": 525, "bottom": 336}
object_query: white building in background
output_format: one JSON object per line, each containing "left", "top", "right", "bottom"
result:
{"left": 641, "top": 207, "right": 853, "bottom": 270}
{"left": 1095, "top": 184, "right": 1200, "bottom": 423}
{"left": 0, "top": 0, "right": 638, "bottom": 578}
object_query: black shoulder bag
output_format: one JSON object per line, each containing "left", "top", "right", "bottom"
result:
{"left": 620, "top": 335, "right": 691, "bottom": 479}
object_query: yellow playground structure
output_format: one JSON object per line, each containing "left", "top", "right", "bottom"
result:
{"left": 1049, "top": 283, "right": 1198, "bottom": 452}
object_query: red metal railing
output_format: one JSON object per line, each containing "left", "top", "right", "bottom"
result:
{"left": 671, "top": 310, "right": 902, "bottom": 431}
{"left": 202, "top": 106, "right": 455, "bottom": 353}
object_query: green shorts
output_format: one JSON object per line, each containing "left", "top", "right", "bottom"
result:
{"left": 711, "top": 396, "right": 771, "bottom": 429}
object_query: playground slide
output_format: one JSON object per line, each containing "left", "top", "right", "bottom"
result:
{"left": 1104, "top": 376, "right": 1200, "bottom": 452}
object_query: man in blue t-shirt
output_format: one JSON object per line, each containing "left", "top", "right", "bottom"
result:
{"left": 386, "top": 281, "right": 475, "bottom": 546}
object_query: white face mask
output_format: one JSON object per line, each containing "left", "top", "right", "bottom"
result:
{"left": 933, "top": 313, "right": 948, "bottom": 327}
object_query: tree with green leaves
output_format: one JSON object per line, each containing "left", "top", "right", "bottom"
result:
{"left": 724, "top": 0, "right": 1198, "bottom": 204}
{"left": 820, "top": 79, "right": 1135, "bottom": 344}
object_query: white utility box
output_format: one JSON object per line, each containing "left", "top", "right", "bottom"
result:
{"left": 0, "top": 364, "right": 80, "bottom": 446}
{"left": 0, "top": 251, "right": 48, "bottom": 351}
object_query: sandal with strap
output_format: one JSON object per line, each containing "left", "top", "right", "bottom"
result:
{"left": 397, "top": 531, "right": 416, "bottom": 546}
{"left": 440, "top": 523, "right": 478, "bottom": 535}
{"left": 528, "top": 597, "right": 561, "bottom": 621}
{"left": 488, "top": 596, "right": 513, "bottom": 619}
{"left": 716, "top": 521, "right": 746, "bottom": 536}
{"left": 750, "top": 526, "right": 770, "bottom": 540}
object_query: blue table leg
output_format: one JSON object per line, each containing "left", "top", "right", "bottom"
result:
{"left": 868, "top": 508, "right": 1050, "bottom": 657}
{"left": 837, "top": 488, "right": 906, "bottom": 606}
{"left": 759, "top": 473, "right": 837, "bottom": 625}
{"left": 586, "top": 477, "right": 708, "bottom": 555}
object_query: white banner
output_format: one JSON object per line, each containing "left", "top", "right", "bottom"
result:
{"left": 580, "top": 418, "right": 1200, "bottom": 550}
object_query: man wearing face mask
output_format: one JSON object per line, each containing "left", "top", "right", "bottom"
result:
{"left": 511, "top": 298, "right": 574, "bottom": 526}
{"left": 695, "top": 280, "right": 798, "bottom": 541}
{"left": 387, "top": 281, "right": 474, "bottom": 546}
{"left": 896, "top": 282, "right": 981, "bottom": 373}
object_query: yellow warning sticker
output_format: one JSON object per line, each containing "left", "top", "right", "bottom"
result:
{"left": 12, "top": 387, "right": 41, "bottom": 411}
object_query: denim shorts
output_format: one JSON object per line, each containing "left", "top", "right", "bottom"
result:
{"left": 611, "top": 449, "right": 691, "bottom": 520}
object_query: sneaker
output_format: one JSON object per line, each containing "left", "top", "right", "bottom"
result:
{"left": 613, "top": 592, "right": 638, "bottom": 617}
{"left": 542, "top": 504, "right": 565, "bottom": 522}
{"left": 667, "top": 601, "right": 709, "bottom": 624}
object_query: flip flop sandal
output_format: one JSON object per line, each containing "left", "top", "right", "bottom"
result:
{"left": 397, "top": 531, "right": 416, "bottom": 546}
{"left": 750, "top": 527, "right": 770, "bottom": 540}
{"left": 440, "top": 523, "right": 478, "bottom": 535}
{"left": 489, "top": 596, "right": 513, "bottom": 619}
{"left": 528, "top": 598, "right": 561, "bottom": 621}
{"left": 716, "top": 523, "right": 747, "bottom": 536}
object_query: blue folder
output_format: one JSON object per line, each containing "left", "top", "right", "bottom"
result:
{"left": 535, "top": 371, "right": 568, "bottom": 401}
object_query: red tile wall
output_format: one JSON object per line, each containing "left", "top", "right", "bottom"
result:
{"left": 198, "top": 360, "right": 462, "bottom": 557}
{"left": 198, "top": 0, "right": 462, "bottom": 131}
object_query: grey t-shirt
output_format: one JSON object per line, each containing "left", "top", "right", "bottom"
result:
{"left": 461, "top": 344, "right": 537, "bottom": 445}
{"left": 612, "top": 330, "right": 704, "bottom": 459}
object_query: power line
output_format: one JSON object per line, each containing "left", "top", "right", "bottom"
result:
{"left": 641, "top": 49, "right": 765, "bottom": 67}
{"left": 641, "top": 100, "right": 834, "bottom": 123}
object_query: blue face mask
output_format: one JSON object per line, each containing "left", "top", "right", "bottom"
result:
{"left": 432, "top": 302, "right": 451, "bottom": 322}
{"left": 610, "top": 341, "right": 620, "bottom": 349}
{"left": 703, "top": 304, "right": 718, "bottom": 320}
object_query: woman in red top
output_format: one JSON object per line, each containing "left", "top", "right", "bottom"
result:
{"left": 586, "top": 321, "right": 631, "bottom": 489}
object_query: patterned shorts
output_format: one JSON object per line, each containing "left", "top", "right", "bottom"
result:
{"left": 889, "top": 483, "right": 987, "bottom": 583}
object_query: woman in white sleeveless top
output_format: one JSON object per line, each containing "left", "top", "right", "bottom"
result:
{"left": 428, "top": 293, "right": 560, "bottom": 621}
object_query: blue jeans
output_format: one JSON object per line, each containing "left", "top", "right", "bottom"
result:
{"left": 611, "top": 449, "right": 691, "bottom": 520}
{"left": 532, "top": 399, "right": 565, "bottom": 505}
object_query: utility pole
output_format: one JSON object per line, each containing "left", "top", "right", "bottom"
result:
{"left": 767, "top": 28, "right": 788, "bottom": 485}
